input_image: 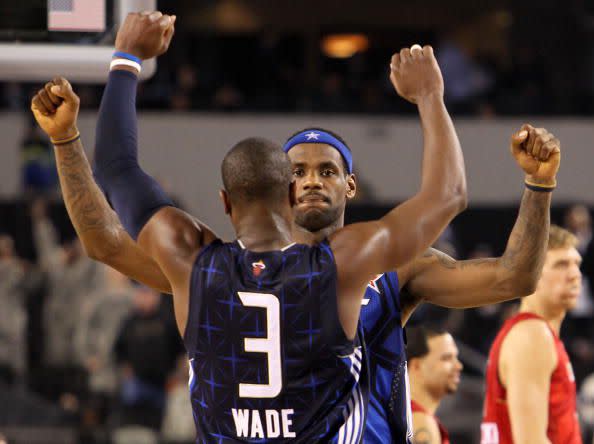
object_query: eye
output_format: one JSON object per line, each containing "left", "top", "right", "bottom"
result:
{"left": 321, "top": 169, "right": 335, "bottom": 177}
{"left": 293, "top": 168, "right": 304, "bottom": 177}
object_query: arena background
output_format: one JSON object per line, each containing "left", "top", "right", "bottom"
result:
{"left": 0, "top": 1, "right": 593, "bottom": 443}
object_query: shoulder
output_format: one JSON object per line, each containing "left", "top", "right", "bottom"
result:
{"left": 502, "top": 317, "right": 555, "bottom": 353}
{"left": 499, "top": 317, "right": 557, "bottom": 379}
{"left": 412, "top": 411, "right": 441, "bottom": 444}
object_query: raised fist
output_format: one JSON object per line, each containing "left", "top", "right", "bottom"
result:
{"left": 390, "top": 45, "right": 444, "bottom": 104}
{"left": 30, "top": 77, "right": 80, "bottom": 141}
{"left": 115, "top": 11, "right": 176, "bottom": 61}
{"left": 510, "top": 124, "right": 560, "bottom": 185}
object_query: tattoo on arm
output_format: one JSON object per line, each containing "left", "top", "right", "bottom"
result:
{"left": 54, "top": 139, "right": 123, "bottom": 256}
{"left": 413, "top": 427, "right": 435, "bottom": 444}
{"left": 500, "top": 189, "right": 550, "bottom": 274}
{"left": 422, "top": 248, "right": 497, "bottom": 270}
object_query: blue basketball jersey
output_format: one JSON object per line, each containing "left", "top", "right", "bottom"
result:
{"left": 360, "top": 272, "right": 412, "bottom": 444}
{"left": 184, "top": 239, "right": 368, "bottom": 443}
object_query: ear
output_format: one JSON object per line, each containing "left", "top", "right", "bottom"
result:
{"left": 346, "top": 173, "right": 357, "bottom": 200}
{"left": 408, "top": 357, "right": 421, "bottom": 373}
{"left": 289, "top": 181, "right": 297, "bottom": 207}
{"left": 219, "top": 189, "right": 232, "bottom": 215}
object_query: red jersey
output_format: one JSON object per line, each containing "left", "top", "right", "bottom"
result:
{"left": 411, "top": 400, "right": 450, "bottom": 444}
{"left": 481, "top": 312, "right": 582, "bottom": 444}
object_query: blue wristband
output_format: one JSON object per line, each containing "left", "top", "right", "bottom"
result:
{"left": 113, "top": 51, "right": 142, "bottom": 65}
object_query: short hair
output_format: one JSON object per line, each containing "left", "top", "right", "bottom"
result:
{"left": 548, "top": 224, "right": 578, "bottom": 250}
{"left": 406, "top": 325, "right": 449, "bottom": 361}
{"left": 286, "top": 127, "right": 352, "bottom": 175}
{"left": 221, "top": 137, "right": 292, "bottom": 204}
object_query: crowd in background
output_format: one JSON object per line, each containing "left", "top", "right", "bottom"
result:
{"left": 1, "top": 25, "right": 594, "bottom": 117}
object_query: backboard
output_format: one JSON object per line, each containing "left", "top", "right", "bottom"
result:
{"left": 0, "top": 0, "right": 156, "bottom": 82}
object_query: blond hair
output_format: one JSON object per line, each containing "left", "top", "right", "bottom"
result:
{"left": 548, "top": 225, "right": 578, "bottom": 250}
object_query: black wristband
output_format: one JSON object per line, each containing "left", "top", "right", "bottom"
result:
{"left": 53, "top": 134, "right": 81, "bottom": 146}
{"left": 525, "top": 182, "right": 555, "bottom": 193}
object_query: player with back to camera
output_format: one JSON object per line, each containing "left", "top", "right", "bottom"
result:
{"left": 31, "top": 9, "right": 561, "bottom": 443}
{"left": 31, "top": 11, "right": 467, "bottom": 443}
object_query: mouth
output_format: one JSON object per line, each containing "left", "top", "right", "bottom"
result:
{"left": 298, "top": 194, "right": 330, "bottom": 205}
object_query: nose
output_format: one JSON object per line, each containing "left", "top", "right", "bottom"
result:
{"left": 569, "top": 263, "right": 582, "bottom": 281}
{"left": 455, "top": 359, "right": 463, "bottom": 371}
{"left": 302, "top": 170, "right": 323, "bottom": 191}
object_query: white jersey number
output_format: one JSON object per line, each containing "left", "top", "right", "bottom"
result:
{"left": 238, "top": 292, "right": 282, "bottom": 398}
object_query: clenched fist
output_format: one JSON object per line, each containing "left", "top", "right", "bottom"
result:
{"left": 30, "top": 77, "right": 80, "bottom": 142}
{"left": 115, "top": 11, "right": 176, "bottom": 61}
{"left": 510, "top": 124, "right": 560, "bottom": 186}
{"left": 390, "top": 45, "right": 444, "bottom": 104}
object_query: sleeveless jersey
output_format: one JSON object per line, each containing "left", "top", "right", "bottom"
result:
{"left": 359, "top": 272, "right": 412, "bottom": 444}
{"left": 411, "top": 400, "right": 450, "bottom": 444}
{"left": 481, "top": 312, "right": 582, "bottom": 444}
{"left": 184, "top": 239, "right": 367, "bottom": 443}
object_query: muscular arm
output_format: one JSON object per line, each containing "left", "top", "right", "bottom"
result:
{"left": 500, "top": 320, "right": 556, "bottom": 444}
{"left": 400, "top": 189, "right": 550, "bottom": 322}
{"left": 93, "top": 17, "right": 216, "bottom": 335}
{"left": 331, "top": 93, "right": 466, "bottom": 339}
{"left": 53, "top": 138, "right": 172, "bottom": 294}
{"left": 412, "top": 412, "right": 441, "bottom": 444}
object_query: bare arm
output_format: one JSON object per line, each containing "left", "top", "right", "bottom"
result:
{"left": 331, "top": 45, "right": 466, "bottom": 338}
{"left": 500, "top": 320, "right": 556, "bottom": 444}
{"left": 403, "top": 190, "right": 549, "bottom": 311}
{"left": 412, "top": 412, "right": 441, "bottom": 444}
{"left": 400, "top": 126, "right": 560, "bottom": 322}
{"left": 31, "top": 210, "right": 61, "bottom": 273}
{"left": 53, "top": 137, "right": 173, "bottom": 294}
{"left": 30, "top": 71, "right": 173, "bottom": 294}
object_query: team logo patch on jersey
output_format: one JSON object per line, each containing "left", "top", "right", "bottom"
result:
{"left": 252, "top": 260, "right": 266, "bottom": 277}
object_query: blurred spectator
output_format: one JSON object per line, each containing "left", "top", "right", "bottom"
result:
{"left": 114, "top": 286, "right": 183, "bottom": 430}
{"left": 161, "top": 357, "right": 195, "bottom": 444}
{"left": 21, "top": 117, "right": 57, "bottom": 196}
{"left": 563, "top": 205, "right": 594, "bottom": 385}
{"left": 436, "top": 36, "right": 494, "bottom": 114}
{"left": 314, "top": 72, "right": 352, "bottom": 112}
{"left": 579, "top": 373, "right": 594, "bottom": 443}
{"left": 74, "top": 267, "right": 135, "bottom": 434}
{"left": 212, "top": 83, "right": 244, "bottom": 111}
{"left": 31, "top": 198, "right": 102, "bottom": 403}
{"left": 0, "top": 234, "right": 27, "bottom": 383}
{"left": 74, "top": 268, "right": 134, "bottom": 396}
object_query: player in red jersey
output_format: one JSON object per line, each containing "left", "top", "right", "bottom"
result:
{"left": 407, "top": 326, "right": 461, "bottom": 444}
{"left": 482, "top": 225, "right": 583, "bottom": 444}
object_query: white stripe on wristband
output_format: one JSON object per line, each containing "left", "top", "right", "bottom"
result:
{"left": 110, "top": 58, "right": 142, "bottom": 73}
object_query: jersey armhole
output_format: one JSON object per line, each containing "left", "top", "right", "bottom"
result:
{"left": 386, "top": 271, "right": 402, "bottom": 312}
{"left": 183, "top": 238, "right": 222, "bottom": 354}
{"left": 320, "top": 240, "right": 356, "bottom": 356}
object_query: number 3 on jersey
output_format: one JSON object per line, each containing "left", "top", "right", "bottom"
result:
{"left": 238, "top": 292, "right": 282, "bottom": 398}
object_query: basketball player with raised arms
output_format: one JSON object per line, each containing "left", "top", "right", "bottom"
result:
{"left": 481, "top": 225, "right": 583, "bottom": 444}
{"left": 31, "top": 11, "right": 468, "bottom": 443}
{"left": 31, "top": 10, "right": 560, "bottom": 444}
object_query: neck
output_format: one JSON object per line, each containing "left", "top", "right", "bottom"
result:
{"left": 410, "top": 375, "right": 441, "bottom": 415}
{"left": 519, "top": 296, "right": 566, "bottom": 336}
{"left": 293, "top": 213, "right": 345, "bottom": 245}
{"left": 234, "top": 203, "right": 293, "bottom": 251}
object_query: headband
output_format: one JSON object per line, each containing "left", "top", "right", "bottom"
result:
{"left": 283, "top": 130, "right": 353, "bottom": 174}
